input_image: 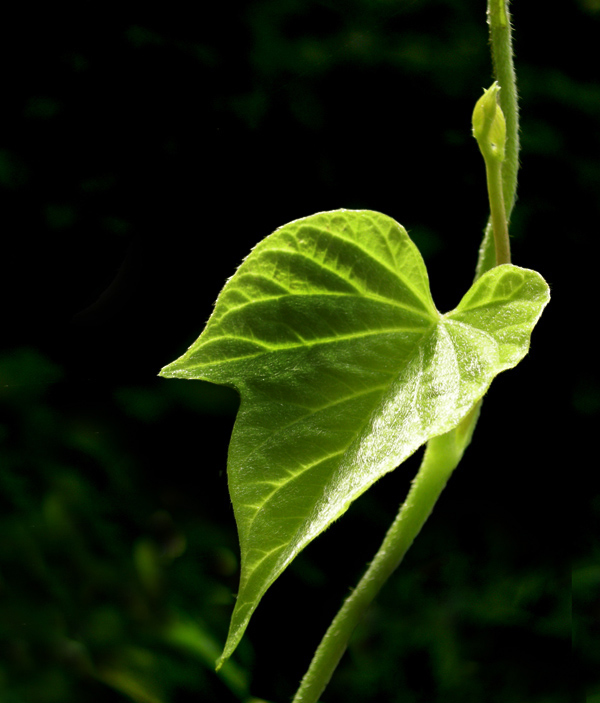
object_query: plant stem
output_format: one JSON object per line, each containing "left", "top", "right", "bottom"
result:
{"left": 292, "top": 3, "right": 519, "bottom": 700}
{"left": 475, "top": 0, "right": 519, "bottom": 279}
{"left": 485, "top": 150, "right": 511, "bottom": 266}
{"left": 292, "top": 427, "right": 473, "bottom": 703}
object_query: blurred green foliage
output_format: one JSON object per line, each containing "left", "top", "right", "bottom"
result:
{"left": 0, "top": 349, "right": 248, "bottom": 702}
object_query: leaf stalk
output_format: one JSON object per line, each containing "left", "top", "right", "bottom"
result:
{"left": 485, "top": 146, "right": 511, "bottom": 266}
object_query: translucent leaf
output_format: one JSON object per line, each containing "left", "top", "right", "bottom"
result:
{"left": 160, "top": 209, "right": 549, "bottom": 666}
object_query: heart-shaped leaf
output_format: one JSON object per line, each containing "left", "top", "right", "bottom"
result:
{"left": 160, "top": 209, "right": 549, "bottom": 666}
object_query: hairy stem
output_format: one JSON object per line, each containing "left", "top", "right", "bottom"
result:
{"left": 485, "top": 150, "right": 511, "bottom": 265}
{"left": 292, "top": 2, "right": 518, "bottom": 700}
{"left": 475, "top": 0, "right": 519, "bottom": 279}
{"left": 292, "top": 408, "right": 480, "bottom": 703}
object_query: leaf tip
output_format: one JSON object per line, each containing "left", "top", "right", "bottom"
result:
{"left": 158, "top": 358, "right": 183, "bottom": 379}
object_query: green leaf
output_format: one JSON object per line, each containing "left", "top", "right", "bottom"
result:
{"left": 160, "top": 209, "right": 549, "bottom": 667}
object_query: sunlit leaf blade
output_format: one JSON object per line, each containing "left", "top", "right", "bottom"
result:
{"left": 159, "top": 209, "right": 549, "bottom": 667}
{"left": 446, "top": 263, "right": 549, "bottom": 369}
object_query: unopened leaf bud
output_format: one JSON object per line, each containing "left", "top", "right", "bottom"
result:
{"left": 472, "top": 82, "right": 506, "bottom": 162}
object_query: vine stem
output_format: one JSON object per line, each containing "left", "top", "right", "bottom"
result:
{"left": 291, "top": 439, "right": 456, "bottom": 703}
{"left": 475, "top": 0, "right": 519, "bottom": 279}
{"left": 292, "top": 409, "right": 480, "bottom": 703}
{"left": 485, "top": 137, "right": 511, "bottom": 266}
{"left": 292, "top": 1, "right": 519, "bottom": 701}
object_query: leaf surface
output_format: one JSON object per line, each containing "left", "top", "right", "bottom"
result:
{"left": 159, "top": 209, "right": 549, "bottom": 665}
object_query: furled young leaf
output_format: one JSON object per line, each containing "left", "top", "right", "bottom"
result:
{"left": 160, "top": 209, "right": 549, "bottom": 666}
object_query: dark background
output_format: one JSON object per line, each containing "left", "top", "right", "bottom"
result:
{"left": 0, "top": 1, "right": 595, "bottom": 701}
